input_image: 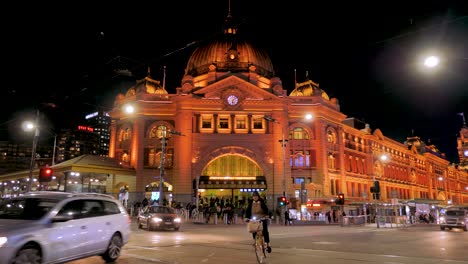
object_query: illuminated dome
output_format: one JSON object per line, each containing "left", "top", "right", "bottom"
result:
{"left": 185, "top": 14, "right": 274, "bottom": 80}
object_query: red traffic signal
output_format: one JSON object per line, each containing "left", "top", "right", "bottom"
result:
{"left": 336, "top": 193, "right": 345, "bottom": 205}
{"left": 278, "top": 196, "right": 288, "bottom": 206}
{"left": 39, "top": 167, "right": 53, "bottom": 182}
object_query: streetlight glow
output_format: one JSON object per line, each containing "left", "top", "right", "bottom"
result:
{"left": 424, "top": 55, "right": 440, "bottom": 68}
{"left": 123, "top": 104, "right": 135, "bottom": 114}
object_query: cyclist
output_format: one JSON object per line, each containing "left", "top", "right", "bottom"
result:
{"left": 244, "top": 191, "right": 271, "bottom": 253}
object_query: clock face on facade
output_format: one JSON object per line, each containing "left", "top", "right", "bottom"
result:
{"left": 227, "top": 95, "right": 239, "bottom": 106}
{"left": 464, "top": 150, "right": 468, "bottom": 157}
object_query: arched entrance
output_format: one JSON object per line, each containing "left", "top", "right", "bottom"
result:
{"left": 197, "top": 153, "right": 266, "bottom": 208}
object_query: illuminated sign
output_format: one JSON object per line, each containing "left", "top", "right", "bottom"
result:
{"left": 85, "top": 112, "right": 98, "bottom": 119}
{"left": 78, "top": 126, "right": 94, "bottom": 132}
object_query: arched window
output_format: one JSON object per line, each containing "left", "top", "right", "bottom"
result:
{"left": 292, "top": 151, "right": 310, "bottom": 167}
{"left": 292, "top": 127, "right": 309, "bottom": 140}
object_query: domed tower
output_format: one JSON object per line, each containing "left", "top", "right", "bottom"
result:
{"left": 181, "top": 11, "right": 277, "bottom": 93}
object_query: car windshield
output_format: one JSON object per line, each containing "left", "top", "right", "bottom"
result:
{"left": 148, "top": 206, "right": 174, "bottom": 214}
{"left": 0, "top": 198, "right": 59, "bottom": 220}
{"left": 446, "top": 210, "right": 465, "bottom": 217}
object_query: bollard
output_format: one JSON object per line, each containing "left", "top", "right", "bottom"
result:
{"left": 224, "top": 214, "right": 228, "bottom": 224}
{"left": 234, "top": 214, "right": 238, "bottom": 224}
{"left": 214, "top": 213, "right": 217, "bottom": 224}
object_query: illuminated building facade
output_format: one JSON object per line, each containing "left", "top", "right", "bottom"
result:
{"left": 108, "top": 13, "right": 468, "bottom": 209}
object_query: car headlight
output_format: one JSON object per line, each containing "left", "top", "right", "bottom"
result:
{"left": 151, "top": 217, "right": 163, "bottom": 223}
{"left": 0, "top": 237, "right": 7, "bottom": 247}
{"left": 174, "top": 218, "right": 181, "bottom": 223}
{"left": 439, "top": 216, "right": 445, "bottom": 223}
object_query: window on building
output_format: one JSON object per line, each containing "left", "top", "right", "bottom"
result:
{"left": 218, "top": 117, "right": 229, "bottom": 129}
{"left": 292, "top": 127, "right": 309, "bottom": 140}
{"left": 294, "top": 177, "right": 305, "bottom": 184}
{"left": 236, "top": 116, "right": 247, "bottom": 129}
{"left": 149, "top": 126, "right": 158, "bottom": 139}
{"left": 292, "top": 151, "right": 310, "bottom": 167}
{"left": 253, "top": 117, "right": 263, "bottom": 129}
{"left": 202, "top": 116, "right": 212, "bottom": 129}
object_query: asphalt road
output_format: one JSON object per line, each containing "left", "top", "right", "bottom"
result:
{"left": 70, "top": 220, "right": 468, "bottom": 264}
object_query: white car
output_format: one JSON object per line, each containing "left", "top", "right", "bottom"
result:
{"left": 0, "top": 191, "right": 131, "bottom": 264}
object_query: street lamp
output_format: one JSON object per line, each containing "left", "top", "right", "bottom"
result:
{"left": 23, "top": 110, "right": 40, "bottom": 192}
{"left": 264, "top": 115, "right": 288, "bottom": 198}
{"left": 158, "top": 126, "right": 168, "bottom": 205}
{"left": 157, "top": 126, "right": 183, "bottom": 205}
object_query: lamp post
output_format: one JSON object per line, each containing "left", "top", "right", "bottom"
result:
{"left": 26, "top": 110, "right": 40, "bottom": 192}
{"left": 157, "top": 126, "right": 183, "bottom": 205}
{"left": 264, "top": 115, "right": 288, "bottom": 198}
{"left": 52, "top": 134, "right": 57, "bottom": 166}
{"left": 158, "top": 127, "right": 167, "bottom": 205}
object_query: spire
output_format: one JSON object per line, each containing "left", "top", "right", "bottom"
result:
{"left": 223, "top": 0, "right": 236, "bottom": 35}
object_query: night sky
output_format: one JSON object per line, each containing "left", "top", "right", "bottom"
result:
{"left": 2, "top": 1, "right": 467, "bottom": 163}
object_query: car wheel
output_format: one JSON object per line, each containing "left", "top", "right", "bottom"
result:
{"left": 138, "top": 219, "right": 143, "bottom": 229}
{"left": 101, "top": 233, "right": 123, "bottom": 263}
{"left": 174, "top": 227, "right": 180, "bottom": 231}
{"left": 463, "top": 225, "right": 467, "bottom": 232}
{"left": 12, "top": 244, "right": 42, "bottom": 264}
{"left": 440, "top": 226, "right": 445, "bottom": 230}
{"left": 147, "top": 221, "right": 152, "bottom": 231}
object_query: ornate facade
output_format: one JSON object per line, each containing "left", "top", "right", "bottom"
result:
{"left": 108, "top": 13, "right": 468, "bottom": 209}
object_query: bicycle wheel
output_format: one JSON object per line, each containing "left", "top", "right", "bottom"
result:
{"left": 254, "top": 233, "right": 267, "bottom": 263}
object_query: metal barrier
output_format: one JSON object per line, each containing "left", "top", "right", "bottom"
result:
{"left": 376, "top": 215, "right": 409, "bottom": 228}
{"left": 342, "top": 216, "right": 366, "bottom": 226}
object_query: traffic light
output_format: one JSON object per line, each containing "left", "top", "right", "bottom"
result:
{"left": 336, "top": 193, "right": 345, "bottom": 205}
{"left": 278, "top": 196, "right": 287, "bottom": 206}
{"left": 39, "top": 167, "right": 53, "bottom": 182}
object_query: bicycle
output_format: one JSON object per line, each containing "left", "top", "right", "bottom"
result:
{"left": 247, "top": 217, "right": 270, "bottom": 264}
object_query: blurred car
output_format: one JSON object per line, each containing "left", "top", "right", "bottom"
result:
{"left": 0, "top": 191, "right": 131, "bottom": 264}
{"left": 137, "top": 205, "right": 181, "bottom": 231}
{"left": 439, "top": 207, "right": 468, "bottom": 231}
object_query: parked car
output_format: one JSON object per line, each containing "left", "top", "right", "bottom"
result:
{"left": 439, "top": 207, "right": 468, "bottom": 231}
{"left": 137, "top": 205, "right": 181, "bottom": 231}
{"left": 0, "top": 191, "right": 131, "bottom": 264}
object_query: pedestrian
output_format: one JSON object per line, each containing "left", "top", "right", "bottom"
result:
{"left": 284, "top": 210, "right": 291, "bottom": 225}
{"left": 142, "top": 196, "right": 149, "bottom": 208}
